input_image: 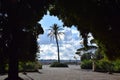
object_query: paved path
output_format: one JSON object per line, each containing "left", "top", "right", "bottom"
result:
{"left": 0, "top": 65, "right": 120, "bottom": 80}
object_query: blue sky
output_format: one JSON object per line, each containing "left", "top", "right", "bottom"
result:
{"left": 37, "top": 12, "right": 86, "bottom": 60}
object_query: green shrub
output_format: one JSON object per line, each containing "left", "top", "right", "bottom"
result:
{"left": 19, "top": 62, "right": 24, "bottom": 71}
{"left": 1, "top": 61, "right": 42, "bottom": 73}
{"left": 19, "top": 61, "right": 42, "bottom": 72}
{"left": 95, "top": 60, "right": 113, "bottom": 72}
{"left": 81, "top": 60, "right": 92, "bottom": 69}
{"left": 50, "top": 62, "right": 68, "bottom": 67}
{"left": 26, "top": 62, "right": 35, "bottom": 70}
{"left": 35, "top": 61, "right": 42, "bottom": 69}
{"left": 5, "top": 64, "right": 8, "bottom": 71}
{"left": 112, "top": 61, "right": 120, "bottom": 72}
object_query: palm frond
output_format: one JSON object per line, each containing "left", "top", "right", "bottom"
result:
{"left": 48, "top": 24, "right": 64, "bottom": 41}
{"left": 58, "top": 28, "right": 64, "bottom": 31}
{"left": 77, "top": 46, "right": 97, "bottom": 52}
{"left": 58, "top": 35, "right": 61, "bottom": 40}
{"left": 58, "top": 32, "right": 65, "bottom": 35}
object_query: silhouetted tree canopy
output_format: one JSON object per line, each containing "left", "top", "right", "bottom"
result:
{"left": 0, "top": 0, "right": 51, "bottom": 60}
{"left": 49, "top": 0, "right": 120, "bottom": 60}
{"left": 0, "top": 0, "right": 52, "bottom": 79}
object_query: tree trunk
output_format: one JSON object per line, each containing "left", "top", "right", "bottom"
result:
{"left": 0, "top": 40, "right": 6, "bottom": 74}
{"left": 8, "top": 52, "right": 19, "bottom": 80}
{"left": 6, "top": 34, "right": 20, "bottom": 80}
{"left": 55, "top": 33, "right": 60, "bottom": 63}
{"left": 92, "top": 61, "right": 96, "bottom": 71}
{"left": 6, "top": 2, "right": 21, "bottom": 79}
{"left": 5, "top": 25, "right": 21, "bottom": 80}
{"left": 0, "top": 51, "right": 5, "bottom": 74}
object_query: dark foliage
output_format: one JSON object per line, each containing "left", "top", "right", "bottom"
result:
{"left": 0, "top": 0, "right": 53, "bottom": 79}
{"left": 50, "top": 0, "right": 120, "bottom": 60}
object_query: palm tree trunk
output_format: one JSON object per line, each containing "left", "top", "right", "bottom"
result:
{"left": 55, "top": 33, "right": 60, "bottom": 63}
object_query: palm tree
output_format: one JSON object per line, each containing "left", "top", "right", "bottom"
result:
{"left": 48, "top": 24, "right": 64, "bottom": 63}
{"left": 76, "top": 37, "right": 98, "bottom": 71}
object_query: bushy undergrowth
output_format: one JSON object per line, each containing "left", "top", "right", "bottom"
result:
{"left": 81, "top": 60, "right": 92, "bottom": 69}
{"left": 81, "top": 59, "right": 120, "bottom": 73}
{"left": 112, "top": 61, "right": 120, "bottom": 72}
{"left": 95, "top": 60, "right": 113, "bottom": 72}
{"left": 4, "top": 61, "right": 42, "bottom": 72}
{"left": 95, "top": 60, "right": 120, "bottom": 72}
{"left": 50, "top": 62, "right": 68, "bottom": 67}
{"left": 19, "top": 61, "right": 42, "bottom": 72}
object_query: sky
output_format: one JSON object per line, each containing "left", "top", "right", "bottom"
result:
{"left": 37, "top": 12, "right": 93, "bottom": 60}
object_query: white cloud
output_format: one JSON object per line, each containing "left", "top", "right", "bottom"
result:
{"left": 37, "top": 26, "right": 97, "bottom": 60}
{"left": 38, "top": 13, "right": 82, "bottom": 60}
{"left": 37, "top": 26, "right": 82, "bottom": 60}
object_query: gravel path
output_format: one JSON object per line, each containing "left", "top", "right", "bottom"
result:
{"left": 0, "top": 65, "right": 120, "bottom": 80}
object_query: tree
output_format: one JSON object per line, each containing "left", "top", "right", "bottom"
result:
{"left": 48, "top": 24, "right": 64, "bottom": 63}
{"left": 50, "top": 0, "right": 120, "bottom": 60}
{"left": 76, "top": 34, "right": 98, "bottom": 71}
{"left": 0, "top": 8, "right": 8, "bottom": 74}
{"left": 0, "top": 0, "right": 52, "bottom": 79}
{"left": 76, "top": 34, "right": 98, "bottom": 57}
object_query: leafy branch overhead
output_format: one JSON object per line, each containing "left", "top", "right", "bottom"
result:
{"left": 49, "top": 0, "right": 120, "bottom": 60}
